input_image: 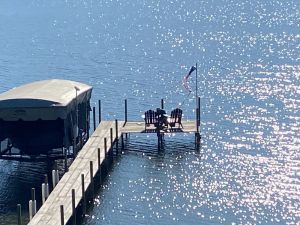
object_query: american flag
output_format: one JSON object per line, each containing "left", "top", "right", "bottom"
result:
{"left": 183, "top": 66, "right": 196, "bottom": 93}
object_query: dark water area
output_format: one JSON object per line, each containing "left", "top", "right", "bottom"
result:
{"left": 0, "top": 0, "right": 300, "bottom": 224}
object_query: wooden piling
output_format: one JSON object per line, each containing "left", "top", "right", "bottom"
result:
{"left": 124, "top": 99, "right": 127, "bottom": 124}
{"left": 98, "top": 100, "right": 101, "bottom": 124}
{"left": 104, "top": 138, "right": 107, "bottom": 158}
{"left": 29, "top": 200, "right": 33, "bottom": 220}
{"left": 52, "top": 170, "right": 56, "bottom": 188}
{"left": 90, "top": 161, "right": 94, "bottom": 196}
{"left": 121, "top": 134, "right": 124, "bottom": 150}
{"left": 44, "top": 174, "right": 48, "bottom": 185}
{"left": 110, "top": 128, "right": 113, "bottom": 160}
{"left": 161, "top": 98, "right": 164, "bottom": 109}
{"left": 17, "top": 204, "right": 22, "bottom": 225}
{"left": 42, "top": 183, "right": 46, "bottom": 204}
{"left": 31, "top": 188, "right": 36, "bottom": 215}
{"left": 55, "top": 170, "right": 59, "bottom": 186}
{"left": 60, "top": 205, "right": 64, "bottom": 225}
{"left": 93, "top": 106, "right": 96, "bottom": 131}
{"left": 97, "top": 148, "right": 102, "bottom": 183}
{"left": 44, "top": 174, "right": 49, "bottom": 199}
{"left": 97, "top": 148, "right": 101, "bottom": 169}
{"left": 81, "top": 174, "right": 86, "bottom": 215}
{"left": 72, "top": 189, "right": 76, "bottom": 225}
{"left": 115, "top": 119, "right": 119, "bottom": 154}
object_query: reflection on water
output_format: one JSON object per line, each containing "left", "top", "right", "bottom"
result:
{"left": 0, "top": 0, "right": 299, "bottom": 224}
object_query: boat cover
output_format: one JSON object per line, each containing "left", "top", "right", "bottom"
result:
{"left": 0, "top": 79, "right": 92, "bottom": 121}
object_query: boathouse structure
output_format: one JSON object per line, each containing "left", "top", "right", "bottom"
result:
{"left": 0, "top": 79, "right": 92, "bottom": 159}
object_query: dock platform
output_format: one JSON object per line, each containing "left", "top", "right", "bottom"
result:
{"left": 28, "top": 120, "right": 200, "bottom": 225}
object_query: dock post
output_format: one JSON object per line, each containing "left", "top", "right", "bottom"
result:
{"left": 60, "top": 205, "right": 64, "bottom": 225}
{"left": 17, "top": 204, "right": 22, "bottom": 225}
{"left": 97, "top": 148, "right": 102, "bottom": 184}
{"left": 90, "top": 161, "right": 94, "bottom": 196}
{"left": 93, "top": 106, "right": 96, "bottom": 131}
{"left": 81, "top": 174, "right": 86, "bottom": 215}
{"left": 29, "top": 200, "right": 33, "bottom": 220}
{"left": 31, "top": 188, "right": 36, "bottom": 216}
{"left": 98, "top": 100, "right": 101, "bottom": 124}
{"left": 55, "top": 170, "right": 60, "bottom": 185}
{"left": 115, "top": 120, "right": 119, "bottom": 154}
{"left": 44, "top": 174, "right": 49, "bottom": 199}
{"left": 121, "top": 134, "right": 124, "bottom": 150}
{"left": 161, "top": 98, "right": 164, "bottom": 109}
{"left": 124, "top": 99, "right": 128, "bottom": 124}
{"left": 42, "top": 183, "right": 46, "bottom": 204}
{"left": 52, "top": 170, "right": 56, "bottom": 188}
{"left": 104, "top": 138, "right": 107, "bottom": 158}
{"left": 97, "top": 148, "right": 101, "bottom": 168}
{"left": 72, "top": 189, "right": 76, "bottom": 225}
{"left": 110, "top": 128, "right": 113, "bottom": 161}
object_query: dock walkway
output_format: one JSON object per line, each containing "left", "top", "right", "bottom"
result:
{"left": 28, "top": 120, "right": 199, "bottom": 225}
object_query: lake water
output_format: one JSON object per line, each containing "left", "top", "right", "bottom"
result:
{"left": 0, "top": 0, "right": 299, "bottom": 224}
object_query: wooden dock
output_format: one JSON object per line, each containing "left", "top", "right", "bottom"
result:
{"left": 28, "top": 120, "right": 200, "bottom": 225}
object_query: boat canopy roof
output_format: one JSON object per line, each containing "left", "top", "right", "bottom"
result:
{"left": 0, "top": 79, "right": 92, "bottom": 121}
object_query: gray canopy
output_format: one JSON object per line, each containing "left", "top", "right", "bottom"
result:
{"left": 0, "top": 79, "right": 92, "bottom": 121}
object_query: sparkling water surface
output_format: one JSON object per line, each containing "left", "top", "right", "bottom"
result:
{"left": 0, "top": 0, "right": 299, "bottom": 224}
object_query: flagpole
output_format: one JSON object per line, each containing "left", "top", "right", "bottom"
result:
{"left": 196, "top": 63, "right": 198, "bottom": 104}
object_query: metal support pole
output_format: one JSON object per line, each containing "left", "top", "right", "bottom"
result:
{"left": 115, "top": 119, "right": 119, "bottom": 154}
{"left": 93, "top": 106, "right": 96, "bottom": 131}
{"left": 60, "top": 205, "right": 64, "bottom": 225}
{"left": 90, "top": 161, "right": 94, "bottom": 196}
{"left": 17, "top": 204, "right": 22, "bottom": 225}
{"left": 98, "top": 100, "right": 101, "bottom": 124}
{"left": 81, "top": 174, "right": 86, "bottom": 215}
{"left": 161, "top": 98, "right": 164, "bottom": 109}
{"left": 124, "top": 99, "right": 128, "bottom": 124}
{"left": 72, "top": 189, "right": 76, "bottom": 225}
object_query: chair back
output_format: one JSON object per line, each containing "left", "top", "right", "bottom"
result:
{"left": 145, "top": 110, "right": 158, "bottom": 125}
{"left": 170, "top": 108, "right": 182, "bottom": 124}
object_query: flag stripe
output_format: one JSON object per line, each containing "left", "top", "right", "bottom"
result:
{"left": 182, "top": 66, "right": 196, "bottom": 93}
